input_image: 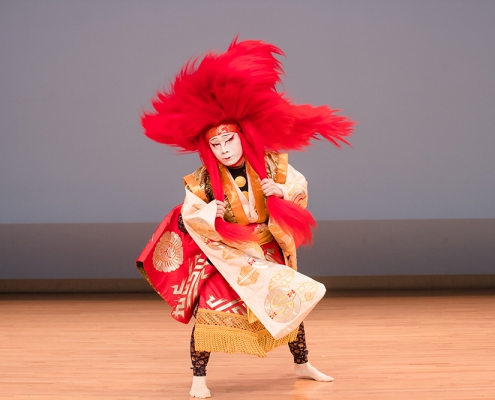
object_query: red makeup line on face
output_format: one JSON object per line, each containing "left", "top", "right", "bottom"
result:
{"left": 209, "top": 132, "right": 244, "bottom": 167}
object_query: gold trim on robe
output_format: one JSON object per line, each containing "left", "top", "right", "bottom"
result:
{"left": 274, "top": 153, "right": 288, "bottom": 184}
{"left": 184, "top": 167, "right": 209, "bottom": 203}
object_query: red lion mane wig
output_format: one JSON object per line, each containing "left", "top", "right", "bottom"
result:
{"left": 142, "top": 37, "right": 355, "bottom": 246}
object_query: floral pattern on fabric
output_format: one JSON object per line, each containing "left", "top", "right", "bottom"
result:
{"left": 288, "top": 322, "right": 309, "bottom": 364}
{"left": 190, "top": 325, "right": 211, "bottom": 376}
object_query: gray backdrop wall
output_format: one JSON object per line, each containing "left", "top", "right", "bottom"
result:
{"left": 1, "top": 0, "right": 494, "bottom": 282}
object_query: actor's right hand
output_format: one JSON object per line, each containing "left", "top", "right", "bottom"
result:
{"left": 215, "top": 200, "right": 226, "bottom": 218}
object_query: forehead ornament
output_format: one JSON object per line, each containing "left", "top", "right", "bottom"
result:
{"left": 205, "top": 123, "right": 242, "bottom": 141}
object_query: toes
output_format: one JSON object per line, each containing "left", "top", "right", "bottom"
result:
{"left": 190, "top": 389, "right": 211, "bottom": 398}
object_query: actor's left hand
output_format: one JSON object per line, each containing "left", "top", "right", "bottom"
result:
{"left": 261, "top": 178, "right": 283, "bottom": 198}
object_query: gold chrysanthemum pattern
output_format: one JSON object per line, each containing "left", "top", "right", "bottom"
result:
{"left": 152, "top": 231, "right": 183, "bottom": 273}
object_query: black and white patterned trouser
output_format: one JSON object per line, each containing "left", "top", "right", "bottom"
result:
{"left": 190, "top": 322, "right": 309, "bottom": 376}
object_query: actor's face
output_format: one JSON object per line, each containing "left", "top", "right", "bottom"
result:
{"left": 209, "top": 132, "right": 244, "bottom": 167}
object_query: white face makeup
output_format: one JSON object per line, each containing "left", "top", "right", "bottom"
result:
{"left": 209, "top": 132, "right": 244, "bottom": 167}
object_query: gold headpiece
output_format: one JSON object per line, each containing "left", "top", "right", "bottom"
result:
{"left": 205, "top": 123, "right": 242, "bottom": 141}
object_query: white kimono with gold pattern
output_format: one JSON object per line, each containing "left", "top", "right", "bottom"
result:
{"left": 181, "top": 152, "right": 326, "bottom": 357}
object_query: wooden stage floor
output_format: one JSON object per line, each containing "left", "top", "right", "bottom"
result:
{"left": 1, "top": 290, "right": 494, "bottom": 399}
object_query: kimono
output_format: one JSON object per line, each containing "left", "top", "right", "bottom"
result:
{"left": 136, "top": 152, "right": 326, "bottom": 357}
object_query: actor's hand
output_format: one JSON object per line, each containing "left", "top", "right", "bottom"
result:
{"left": 261, "top": 178, "right": 284, "bottom": 198}
{"left": 215, "top": 200, "right": 226, "bottom": 218}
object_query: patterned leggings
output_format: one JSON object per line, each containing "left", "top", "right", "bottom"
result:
{"left": 190, "top": 322, "right": 309, "bottom": 376}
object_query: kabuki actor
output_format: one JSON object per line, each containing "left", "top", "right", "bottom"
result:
{"left": 136, "top": 37, "right": 354, "bottom": 398}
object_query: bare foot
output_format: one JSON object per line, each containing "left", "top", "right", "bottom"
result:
{"left": 190, "top": 376, "right": 211, "bottom": 398}
{"left": 294, "top": 362, "right": 334, "bottom": 382}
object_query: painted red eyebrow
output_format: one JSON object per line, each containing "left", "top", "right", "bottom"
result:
{"left": 210, "top": 133, "right": 234, "bottom": 144}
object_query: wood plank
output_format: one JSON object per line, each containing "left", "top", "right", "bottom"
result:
{"left": 1, "top": 291, "right": 494, "bottom": 399}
